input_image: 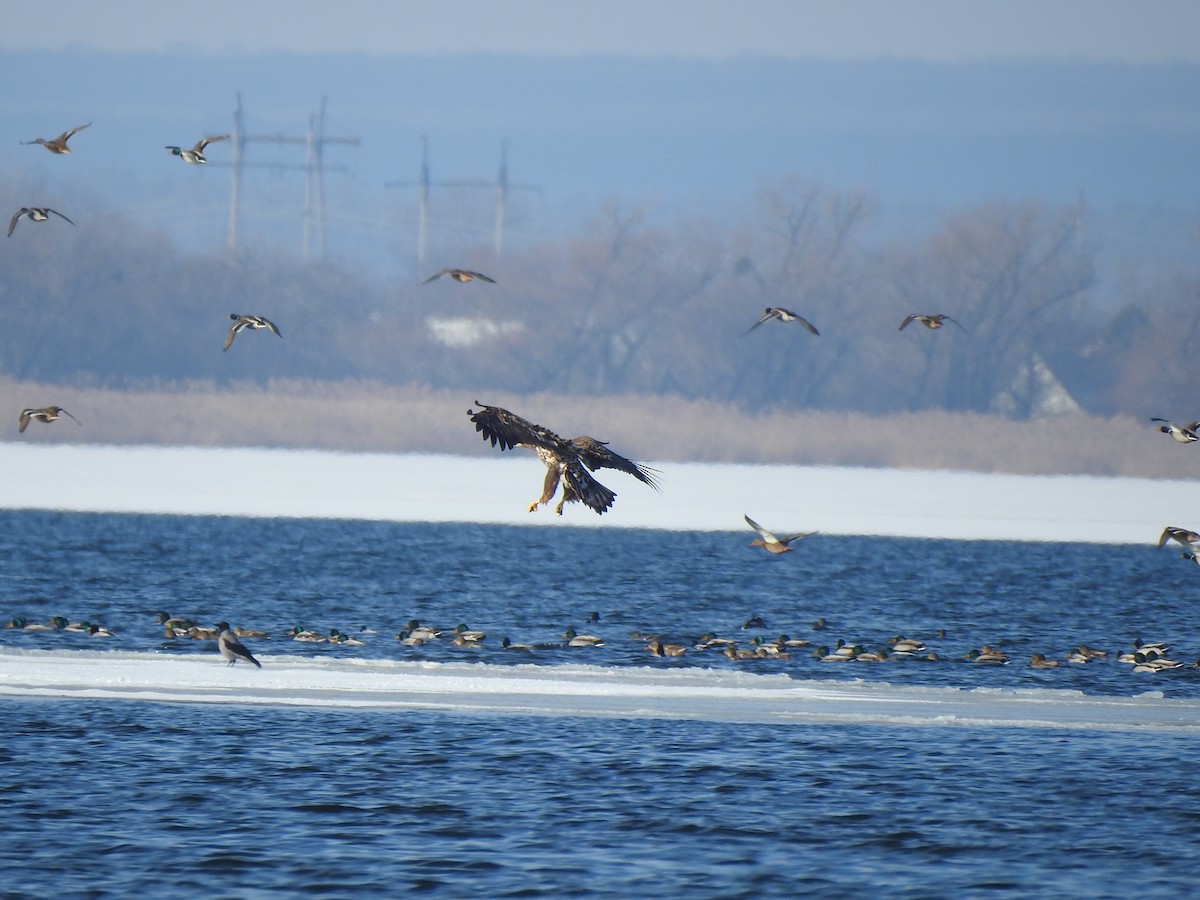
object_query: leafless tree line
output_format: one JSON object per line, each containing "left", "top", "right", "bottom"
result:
{"left": 1, "top": 175, "right": 1195, "bottom": 423}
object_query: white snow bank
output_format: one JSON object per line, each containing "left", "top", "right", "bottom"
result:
{"left": 0, "top": 443, "right": 1193, "bottom": 543}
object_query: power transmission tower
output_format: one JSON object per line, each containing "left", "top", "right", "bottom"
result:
{"left": 388, "top": 138, "right": 539, "bottom": 271}
{"left": 225, "top": 93, "right": 359, "bottom": 261}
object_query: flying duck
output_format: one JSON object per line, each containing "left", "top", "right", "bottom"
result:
{"left": 216, "top": 622, "right": 262, "bottom": 668}
{"left": 744, "top": 514, "right": 817, "bottom": 554}
{"left": 422, "top": 268, "right": 496, "bottom": 285}
{"left": 22, "top": 122, "right": 91, "bottom": 154}
{"left": 745, "top": 307, "right": 819, "bottom": 335}
{"left": 467, "top": 401, "right": 661, "bottom": 516}
{"left": 223, "top": 314, "right": 282, "bottom": 351}
{"left": 899, "top": 313, "right": 966, "bottom": 332}
{"left": 1158, "top": 526, "right": 1200, "bottom": 548}
{"left": 8, "top": 207, "right": 75, "bottom": 237}
{"left": 165, "top": 134, "right": 229, "bottom": 164}
{"left": 18, "top": 406, "right": 80, "bottom": 433}
{"left": 1150, "top": 418, "right": 1200, "bottom": 443}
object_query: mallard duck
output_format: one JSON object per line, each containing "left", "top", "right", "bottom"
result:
{"left": 403, "top": 620, "right": 441, "bottom": 641}
{"left": 8, "top": 206, "right": 75, "bottom": 237}
{"left": 722, "top": 644, "right": 760, "bottom": 660}
{"left": 744, "top": 514, "right": 817, "bottom": 555}
{"left": 451, "top": 624, "right": 486, "bottom": 643}
{"left": 888, "top": 636, "right": 928, "bottom": 653}
{"left": 1150, "top": 418, "right": 1200, "bottom": 443}
{"left": 156, "top": 611, "right": 196, "bottom": 630}
{"left": 86, "top": 623, "right": 114, "bottom": 637}
{"left": 899, "top": 313, "right": 966, "bottom": 332}
{"left": 187, "top": 625, "right": 219, "bottom": 640}
{"left": 812, "top": 645, "right": 852, "bottom": 662}
{"left": 745, "top": 307, "right": 819, "bottom": 335}
{"left": 216, "top": 622, "right": 262, "bottom": 668}
{"left": 289, "top": 626, "right": 326, "bottom": 643}
{"left": 467, "top": 402, "right": 661, "bottom": 516}
{"left": 563, "top": 627, "right": 604, "bottom": 647}
{"left": 647, "top": 640, "right": 687, "bottom": 657}
{"left": 1158, "top": 526, "right": 1200, "bottom": 547}
{"left": 18, "top": 405, "right": 81, "bottom": 433}
{"left": 965, "top": 647, "right": 1010, "bottom": 664}
{"left": 165, "top": 134, "right": 229, "bottom": 164}
{"left": 328, "top": 628, "right": 364, "bottom": 646}
{"left": 854, "top": 648, "right": 889, "bottom": 662}
{"left": 22, "top": 122, "right": 91, "bottom": 154}
{"left": 223, "top": 314, "right": 282, "bottom": 351}
{"left": 234, "top": 626, "right": 267, "bottom": 639}
{"left": 1029, "top": 653, "right": 1060, "bottom": 669}
{"left": 693, "top": 632, "right": 736, "bottom": 650}
{"left": 422, "top": 268, "right": 496, "bottom": 284}
{"left": 501, "top": 636, "right": 533, "bottom": 651}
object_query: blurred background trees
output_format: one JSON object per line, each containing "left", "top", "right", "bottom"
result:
{"left": 1, "top": 173, "right": 1193, "bottom": 422}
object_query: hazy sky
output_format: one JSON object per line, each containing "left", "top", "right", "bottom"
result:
{"left": 4, "top": 0, "right": 1198, "bottom": 62}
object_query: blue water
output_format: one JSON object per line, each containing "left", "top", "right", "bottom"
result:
{"left": 3, "top": 510, "right": 1199, "bottom": 896}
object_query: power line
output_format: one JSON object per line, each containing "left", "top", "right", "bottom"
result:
{"left": 226, "top": 93, "right": 360, "bottom": 261}
{"left": 388, "top": 136, "right": 540, "bottom": 270}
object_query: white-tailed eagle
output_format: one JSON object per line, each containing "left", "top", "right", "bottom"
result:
{"left": 468, "top": 402, "right": 661, "bottom": 516}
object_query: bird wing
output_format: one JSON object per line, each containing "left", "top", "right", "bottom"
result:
{"left": 260, "top": 316, "right": 282, "bottom": 338}
{"left": 793, "top": 314, "right": 820, "bottom": 335}
{"left": 46, "top": 209, "right": 75, "bottom": 227}
{"left": 898, "top": 314, "right": 919, "bottom": 331}
{"left": 223, "top": 321, "right": 242, "bottom": 351}
{"left": 942, "top": 315, "right": 967, "bottom": 332}
{"left": 468, "top": 402, "right": 570, "bottom": 454}
{"left": 64, "top": 122, "right": 91, "bottom": 140}
{"left": 746, "top": 309, "right": 777, "bottom": 333}
{"left": 560, "top": 457, "right": 616, "bottom": 514}
{"left": 464, "top": 270, "right": 496, "bottom": 283}
{"left": 570, "top": 436, "right": 661, "bottom": 491}
{"left": 422, "top": 269, "right": 449, "bottom": 284}
{"left": 195, "top": 135, "right": 229, "bottom": 153}
{"left": 744, "top": 514, "right": 781, "bottom": 543}
{"left": 7, "top": 210, "right": 25, "bottom": 237}
{"left": 778, "top": 531, "right": 819, "bottom": 544}
{"left": 17, "top": 409, "right": 32, "bottom": 433}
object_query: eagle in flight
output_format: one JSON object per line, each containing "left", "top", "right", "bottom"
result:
{"left": 467, "top": 402, "right": 661, "bottom": 515}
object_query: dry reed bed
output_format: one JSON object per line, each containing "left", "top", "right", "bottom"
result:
{"left": 2, "top": 378, "right": 1196, "bottom": 481}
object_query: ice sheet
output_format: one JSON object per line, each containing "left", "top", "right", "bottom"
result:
{"left": 0, "top": 443, "right": 1193, "bottom": 543}
{"left": 2, "top": 649, "right": 1197, "bottom": 732}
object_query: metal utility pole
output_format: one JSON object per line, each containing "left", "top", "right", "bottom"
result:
{"left": 388, "top": 138, "right": 539, "bottom": 270}
{"left": 228, "top": 95, "right": 244, "bottom": 252}
{"left": 493, "top": 141, "right": 540, "bottom": 258}
{"left": 225, "top": 94, "right": 359, "bottom": 261}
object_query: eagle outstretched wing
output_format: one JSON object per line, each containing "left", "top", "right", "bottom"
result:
{"left": 569, "top": 435, "right": 661, "bottom": 492}
{"left": 468, "top": 402, "right": 569, "bottom": 454}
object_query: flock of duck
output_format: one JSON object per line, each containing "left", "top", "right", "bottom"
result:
{"left": 9, "top": 120, "right": 1199, "bottom": 676}
{"left": 4, "top": 609, "right": 1196, "bottom": 676}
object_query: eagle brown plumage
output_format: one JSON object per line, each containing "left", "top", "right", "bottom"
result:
{"left": 467, "top": 402, "right": 661, "bottom": 516}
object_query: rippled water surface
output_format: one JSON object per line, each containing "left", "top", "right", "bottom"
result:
{"left": 3, "top": 509, "right": 1200, "bottom": 896}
